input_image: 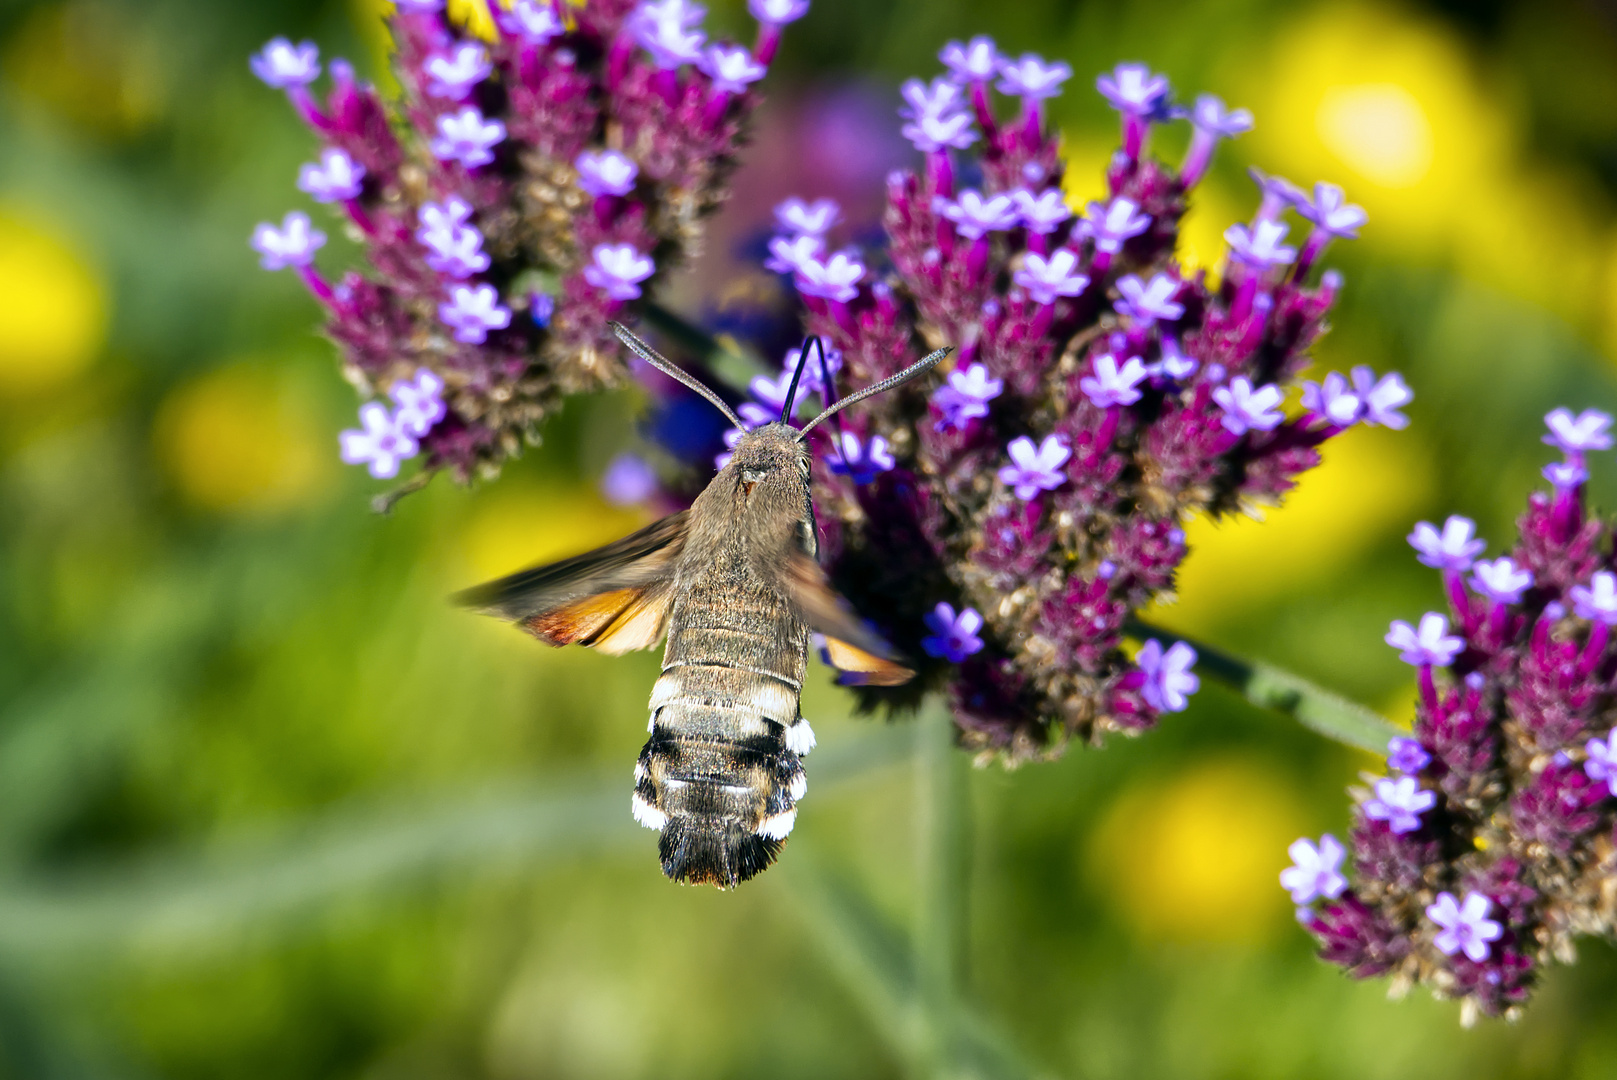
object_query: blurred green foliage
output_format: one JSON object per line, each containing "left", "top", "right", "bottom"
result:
{"left": 2, "top": 0, "right": 1617, "bottom": 1076}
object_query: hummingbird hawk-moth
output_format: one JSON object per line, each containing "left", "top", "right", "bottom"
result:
{"left": 457, "top": 323, "right": 950, "bottom": 888}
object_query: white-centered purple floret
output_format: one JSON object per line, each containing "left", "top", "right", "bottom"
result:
{"left": 631, "top": 0, "right": 707, "bottom": 68}
{"left": 251, "top": 211, "right": 326, "bottom": 270}
{"left": 1469, "top": 557, "right": 1533, "bottom": 605}
{"left": 921, "top": 602, "right": 984, "bottom": 662}
{"left": 297, "top": 148, "right": 366, "bottom": 203}
{"left": 1385, "top": 612, "right": 1465, "bottom": 667}
{"left": 1297, "top": 181, "right": 1368, "bottom": 240}
{"left": 1584, "top": 728, "right": 1617, "bottom": 796}
{"left": 1079, "top": 353, "right": 1147, "bottom": 408}
{"left": 430, "top": 106, "right": 507, "bottom": 168}
{"left": 701, "top": 43, "right": 766, "bottom": 93}
{"left": 1014, "top": 249, "right": 1089, "bottom": 305}
{"left": 419, "top": 195, "right": 474, "bottom": 234}
{"left": 1224, "top": 219, "right": 1296, "bottom": 268}
{"left": 601, "top": 452, "right": 660, "bottom": 506}
{"left": 1280, "top": 834, "right": 1347, "bottom": 905}
{"left": 998, "top": 434, "right": 1070, "bottom": 500}
{"left": 1426, "top": 891, "right": 1502, "bottom": 962}
{"left": 783, "top": 342, "right": 843, "bottom": 396}
{"left": 1115, "top": 272, "right": 1184, "bottom": 324}
{"left": 748, "top": 0, "right": 809, "bottom": 25}
{"left": 1095, "top": 62, "right": 1169, "bottom": 117}
{"left": 340, "top": 402, "right": 419, "bottom": 479}
{"left": 900, "top": 76, "right": 965, "bottom": 120}
{"left": 828, "top": 432, "right": 895, "bottom": 485}
{"left": 1364, "top": 775, "right": 1436, "bottom": 834}
{"left": 251, "top": 37, "right": 320, "bottom": 88}
{"left": 901, "top": 109, "right": 977, "bottom": 153}
{"left": 939, "top": 36, "right": 1000, "bottom": 83}
{"left": 774, "top": 196, "right": 840, "bottom": 236}
{"left": 1571, "top": 571, "right": 1617, "bottom": 625}
{"left": 1084, "top": 197, "right": 1151, "bottom": 254}
{"left": 1387, "top": 736, "right": 1432, "bottom": 775}
{"left": 1544, "top": 461, "right": 1588, "bottom": 490}
{"left": 1188, "top": 94, "right": 1252, "bottom": 138}
{"left": 1350, "top": 366, "right": 1412, "bottom": 429}
{"left": 1211, "top": 376, "right": 1284, "bottom": 435}
{"left": 1136, "top": 638, "right": 1198, "bottom": 712}
{"left": 1407, "top": 515, "right": 1485, "bottom": 572}
{"left": 794, "top": 252, "right": 865, "bottom": 303}
{"left": 425, "top": 42, "right": 493, "bottom": 98}
{"left": 575, "top": 149, "right": 639, "bottom": 197}
{"left": 390, "top": 369, "right": 448, "bottom": 437}
{"left": 418, "top": 221, "right": 489, "bottom": 278}
{"left": 584, "top": 242, "right": 656, "bottom": 301}
{"left": 931, "top": 362, "right": 1002, "bottom": 431}
{"left": 438, "top": 283, "right": 512, "bottom": 344}
{"left": 1301, "top": 372, "right": 1364, "bottom": 427}
{"left": 1011, "top": 188, "right": 1071, "bottom": 234}
{"left": 1543, "top": 407, "right": 1614, "bottom": 455}
{"left": 499, "top": 0, "right": 566, "bottom": 43}
{"left": 765, "top": 233, "right": 822, "bottom": 274}
{"left": 1149, "top": 337, "right": 1198, "bottom": 382}
{"left": 995, "top": 53, "right": 1072, "bottom": 101}
{"left": 934, "top": 189, "right": 1019, "bottom": 240}
{"left": 748, "top": 369, "right": 812, "bottom": 418}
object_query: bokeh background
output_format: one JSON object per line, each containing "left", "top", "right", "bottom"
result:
{"left": 3, "top": 0, "right": 1617, "bottom": 1075}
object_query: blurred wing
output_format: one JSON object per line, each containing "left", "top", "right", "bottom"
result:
{"left": 782, "top": 553, "right": 914, "bottom": 686}
{"left": 454, "top": 511, "right": 688, "bottom": 654}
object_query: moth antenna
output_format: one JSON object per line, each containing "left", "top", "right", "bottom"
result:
{"left": 807, "top": 336, "right": 852, "bottom": 474}
{"left": 611, "top": 321, "right": 747, "bottom": 432}
{"left": 779, "top": 335, "right": 814, "bottom": 425}
{"left": 796, "top": 346, "right": 954, "bottom": 439}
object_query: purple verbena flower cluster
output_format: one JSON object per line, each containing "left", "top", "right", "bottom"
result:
{"left": 249, "top": 0, "right": 792, "bottom": 490}
{"left": 1291, "top": 408, "right": 1617, "bottom": 1023}
{"left": 764, "top": 47, "right": 1404, "bottom": 760}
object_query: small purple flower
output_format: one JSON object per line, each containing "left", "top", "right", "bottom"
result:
{"left": 1570, "top": 571, "right": 1617, "bottom": 625}
{"left": 418, "top": 222, "right": 489, "bottom": 278}
{"left": 390, "top": 369, "right": 448, "bottom": 437}
{"left": 1584, "top": 728, "right": 1617, "bottom": 796}
{"left": 1224, "top": 219, "right": 1296, "bottom": 268}
{"left": 630, "top": 0, "right": 707, "bottom": 68}
{"left": 935, "top": 189, "right": 1019, "bottom": 240}
{"left": 748, "top": 369, "right": 812, "bottom": 417}
{"left": 500, "top": 0, "right": 565, "bottom": 43}
{"left": 1114, "top": 272, "right": 1184, "bottom": 324}
{"left": 419, "top": 195, "right": 473, "bottom": 234}
{"left": 575, "top": 149, "right": 639, "bottom": 198}
{"left": 1094, "top": 62, "right": 1169, "bottom": 117}
{"left": 584, "top": 242, "right": 656, "bottom": 301}
{"left": 1350, "top": 366, "right": 1412, "bottom": 429}
{"left": 1013, "top": 249, "right": 1089, "bottom": 305}
{"left": 939, "top": 36, "right": 1000, "bottom": 83}
{"left": 1188, "top": 94, "right": 1252, "bottom": 138}
{"left": 700, "top": 43, "right": 766, "bottom": 94}
{"left": 1364, "top": 775, "right": 1436, "bottom": 835}
{"left": 1279, "top": 834, "right": 1347, "bottom": 904}
{"left": 1136, "top": 639, "right": 1198, "bottom": 712}
{"left": 531, "top": 293, "right": 555, "bottom": 327}
{"left": 1149, "top": 336, "right": 1198, "bottom": 382}
{"left": 783, "top": 343, "right": 842, "bottom": 396}
{"left": 899, "top": 77, "right": 965, "bottom": 120}
{"left": 1407, "top": 516, "right": 1484, "bottom": 572}
{"left": 1384, "top": 612, "right": 1464, "bottom": 667}
{"left": 922, "top": 602, "right": 985, "bottom": 662}
{"left": 1543, "top": 407, "right": 1614, "bottom": 455}
{"left": 425, "top": 42, "right": 492, "bottom": 99}
{"left": 901, "top": 110, "right": 977, "bottom": 153}
{"left": 429, "top": 106, "right": 507, "bottom": 168}
{"left": 1297, "top": 182, "right": 1368, "bottom": 240}
{"left": 297, "top": 148, "right": 366, "bottom": 203}
{"left": 438, "top": 283, "right": 512, "bottom": 344}
{"left": 1426, "top": 891, "right": 1503, "bottom": 962}
{"left": 1544, "top": 461, "right": 1588, "bottom": 490}
{"left": 775, "top": 196, "right": 840, "bottom": 237}
{"left": 1301, "top": 372, "right": 1363, "bottom": 427}
{"left": 251, "top": 211, "right": 326, "bottom": 270}
{"left": 765, "top": 233, "right": 822, "bottom": 274}
{"left": 931, "top": 363, "right": 1002, "bottom": 431}
{"left": 395, "top": 0, "right": 445, "bottom": 10}
{"left": 995, "top": 54, "right": 1072, "bottom": 101}
{"left": 1084, "top": 197, "right": 1151, "bottom": 254}
{"left": 1469, "top": 557, "right": 1533, "bottom": 604}
{"left": 1011, "top": 188, "right": 1071, "bottom": 234}
{"left": 250, "top": 37, "right": 320, "bottom": 88}
{"left": 1387, "top": 736, "right": 1432, "bottom": 775}
{"left": 1211, "top": 376, "right": 1284, "bottom": 435}
{"left": 794, "top": 252, "right": 865, "bottom": 303}
{"left": 1247, "top": 166, "right": 1305, "bottom": 219}
{"left": 601, "top": 453, "right": 660, "bottom": 505}
{"left": 998, "top": 434, "right": 1071, "bottom": 500}
{"left": 1079, "top": 354, "right": 1147, "bottom": 408}
{"left": 828, "top": 432, "right": 895, "bottom": 485}
{"left": 748, "top": 0, "right": 809, "bottom": 25}
{"left": 340, "top": 402, "right": 419, "bottom": 479}
{"left": 714, "top": 426, "right": 746, "bottom": 469}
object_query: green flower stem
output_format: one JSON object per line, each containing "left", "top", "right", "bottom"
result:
{"left": 1124, "top": 617, "right": 1405, "bottom": 753}
{"left": 915, "top": 701, "right": 969, "bottom": 1079}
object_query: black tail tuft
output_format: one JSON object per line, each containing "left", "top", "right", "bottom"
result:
{"left": 658, "top": 815, "right": 784, "bottom": 889}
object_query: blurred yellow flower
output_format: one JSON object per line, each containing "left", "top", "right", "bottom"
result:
{"left": 1087, "top": 756, "right": 1306, "bottom": 942}
{"left": 2, "top": 2, "right": 167, "bottom": 139}
{"left": 1146, "top": 423, "right": 1433, "bottom": 635}
{"left": 0, "top": 208, "right": 107, "bottom": 395}
{"left": 153, "top": 365, "right": 332, "bottom": 514}
{"left": 460, "top": 484, "right": 650, "bottom": 581}
{"left": 1315, "top": 83, "right": 1434, "bottom": 189}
